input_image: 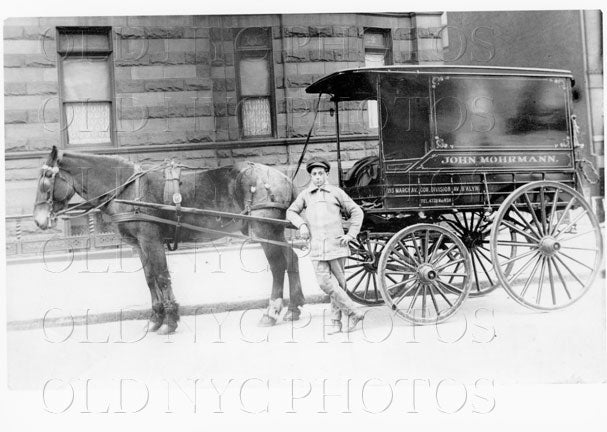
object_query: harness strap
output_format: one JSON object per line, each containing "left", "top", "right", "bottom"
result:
{"left": 250, "top": 202, "right": 290, "bottom": 211}
{"left": 55, "top": 162, "right": 167, "bottom": 220}
{"left": 163, "top": 160, "right": 183, "bottom": 251}
{"left": 110, "top": 212, "right": 305, "bottom": 250}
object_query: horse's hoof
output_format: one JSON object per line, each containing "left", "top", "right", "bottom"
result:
{"left": 157, "top": 323, "right": 177, "bottom": 335}
{"left": 283, "top": 308, "right": 301, "bottom": 322}
{"left": 258, "top": 314, "right": 277, "bottom": 327}
{"left": 148, "top": 321, "right": 163, "bottom": 332}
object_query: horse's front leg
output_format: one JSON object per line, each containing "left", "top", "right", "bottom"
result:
{"left": 284, "top": 243, "right": 305, "bottom": 316}
{"left": 138, "top": 237, "right": 180, "bottom": 335}
{"left": 134, "top": 243, "right": 164, "bottom": 331}
{"left": 258, "top": 240, "right": 286, "bottom": 326}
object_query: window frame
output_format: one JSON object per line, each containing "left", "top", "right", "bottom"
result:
{"left": 56, "top": 26, "right": 117, "bottom": 149}
{"left": 363, "top": 27, "right": 393, "bottom": 66}
{"left": 234, "top": 27, "right": 277, "bottom": 139}
{"left": 363, "top": 28, "right": 393, "bottom": 131}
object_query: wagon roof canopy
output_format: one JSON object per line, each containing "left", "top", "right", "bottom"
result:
{"left": 305, "top": 65, "right": 574, "bottom": 100}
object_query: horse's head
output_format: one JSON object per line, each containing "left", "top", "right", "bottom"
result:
{"left": 33, "top": 146, "right": 76, "bottom": 230}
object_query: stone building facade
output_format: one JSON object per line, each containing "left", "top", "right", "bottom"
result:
{"left": 4, "top": 13, "right": 444, "bottom": 234}
{"left": 3, "top": 11, "right": 603, "bottom": 250}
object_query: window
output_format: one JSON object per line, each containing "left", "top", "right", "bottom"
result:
{"left": 235, "top": 28, "right": 275, "bottom": 138}
{"left": 57, "top": 27, "right": 114, "bottom": 146}
{"left": 364, "top": 29, "right": 392, "bottom": 130}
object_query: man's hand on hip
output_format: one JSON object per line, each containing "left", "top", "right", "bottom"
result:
{"left": 338, "top": 234, "right": 353, "bottom": 247}
{"left": 299, "top": 224, "right": 310, "bottom": 240}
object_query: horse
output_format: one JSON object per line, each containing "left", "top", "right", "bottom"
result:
{"left": 33, "top": 146, "right": 305, "bottom": 334}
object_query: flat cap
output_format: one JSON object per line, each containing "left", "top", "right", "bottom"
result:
{"left": 306, "top": 156, "right": 331, "bottom": 173}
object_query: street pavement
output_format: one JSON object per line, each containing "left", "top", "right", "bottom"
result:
{"left": 6, "top": 243, "right": 326, "bottom": 327}
{"left": 4, "top": 242, "right": 606, "bottom": 431}
{"left": 7, "top": 273, "right": 606, "bottom": 387}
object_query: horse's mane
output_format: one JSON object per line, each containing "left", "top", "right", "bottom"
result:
{"left": 60, "top": 151, "right": 135, "bottom": 169}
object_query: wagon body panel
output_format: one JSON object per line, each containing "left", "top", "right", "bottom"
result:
{"left": 307, "top": 66, "right": 577, "bottom": 214}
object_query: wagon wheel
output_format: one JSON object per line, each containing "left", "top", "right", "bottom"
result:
{"left": 440, "top": 211, "right": 518, "bottom": 296}
{"left": 377, "top": 224, "right": 472, "bottom": 325}
{"left": 490, "top": 181, "right": 604, "bottom": 311}
{"left": 345, "top": 232, "right": 392, "bottom": 305}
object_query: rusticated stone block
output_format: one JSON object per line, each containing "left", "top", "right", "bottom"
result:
{"left": 23, "top": 54, "right": 56, "bottom": 67}
{"left": 24, "top": 137, "right": 60, "bottom": 152}
{"left": 3, "top": 26, "right": 23, "bottom": 39}
{"left": 283, "top": 26, "right": 309, "bottom": 38}
{"left": 144, "top": 79, "right": 185, "bottom": 92}
{"left": 284, "top": 52, "right": 308, "bottom": 63}
{"left": 222, "top": 53, "right": 234, "bottom": 67}
{"left": 196, "top": 64, "right": 211, "bottom": 77}
{"left": 33, "top": 107, "right": 59, "bottom": 123}
{"left": 216, "top": 149, "right": 232, "bottom": 158}
{"left": 261, "top": 146, "right": 287, "bottom": 156}
{"left": 116, "top": 80, "right": 145, "bottom": 93}
{"left": 115, "top": 56, "right": 150, "bottom": 66}
{"left": 309, "top": 26, "right": 333, "bottom": 37}
{"left": 341, "top": 141, "right": 366, "bottom": 150}
{"left": 185, "top": 131, "right": 213, "bottom": 143}
{"left": 144, "top": 27, "right": 184, "bottom": 39}
{"left": 149, "top": 52, "right": 186, "bottom": 65}
{"left": 232, "top": 147, "right": 262, "bottom": 157}
{"left": 3, "top": 55, "right": 23, "bottom": 67}
{"left": 26, "top": 82, "right": 58, "bottom": 95}
{"left": 147, "top": 105, "right": 188, "bottom": 118}
{"left": 394, "top": 28, "right": 415, "bottom": 40}
{"left": 187, "top": 102, "right": 213, "bottom": 117}
{"left": 212, "top": 78, "right": 236, "bottom": 92}
{"left": 214, "top": 102, "right": 227, "bottom": 117}
{"left": 184, "top": 78, "right": 212, "bottom": 91}
{"left": 4, "top": 83, "right": 27, "bottom": 96}
{"left": 309, "top": 50, "right": 333, "bottom": 62}
{"left": 5, "top": 110, "right": 28, "bottom": 124}
{"left": 349, "top": 27, "right": 362, "bottom": 37}
{"left": 114, "top": 27, "right": 146, "bottom": 39}
{"left": 184, "top": 53, "right": 197, "bottom": 64}
{"left": 332, "top": 26, "right": 355, "bottom": 37}
{"left": 194, "top": 27, "right": 210, "bottom": 39}
{"left": 286, "top": 74, "right": 319, "bottom": 88}
{"left": 271, "top": 26, "right": 281, "bottom": 39}
{"left": 118, "top": 106, "right": 147, "bottom": 120}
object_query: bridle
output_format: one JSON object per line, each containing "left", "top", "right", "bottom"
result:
{"left": 36, "top": 156, "right": 177, "bottom": 225}
{"left": 35, "top": 161, "right": 67, "bottom": 225}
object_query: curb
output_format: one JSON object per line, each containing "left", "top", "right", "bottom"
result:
{"left": 7, "top": 293, "right": 331, "bottom": 331}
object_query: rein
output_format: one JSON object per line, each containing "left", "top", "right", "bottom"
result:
{"left": 39, "top": 159, "right": 171, "bottom": 222}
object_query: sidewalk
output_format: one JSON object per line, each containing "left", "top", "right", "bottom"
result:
{"left": 6, "top": 244, "right": 328, "bottom": 330}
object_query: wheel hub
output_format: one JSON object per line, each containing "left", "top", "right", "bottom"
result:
{"left": 538, "top": 236, "right": 560, "bottom": 256}
{"left": 362, "top": 252, "right": 378, "bottom": 272}
{"left": 462, "top": 230, "right": 485, "bottom": 249}
{"left": 417, "top": 264, "right": 437, "bottom": 283}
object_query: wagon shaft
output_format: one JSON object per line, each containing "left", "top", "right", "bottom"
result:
{"left": 114, "top": 198, "right": 295, "bottom": 228}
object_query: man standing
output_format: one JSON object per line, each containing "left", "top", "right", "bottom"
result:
{"left": 287, "top": 156, "right": 365, "bottom": 333}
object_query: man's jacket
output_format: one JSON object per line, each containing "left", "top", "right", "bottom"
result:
{"left": 287, "top": 183, "right": 363, "bottom": 261}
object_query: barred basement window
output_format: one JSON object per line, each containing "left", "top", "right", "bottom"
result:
{"left": 235, "top": 27, "right": 275, "bottom": 138}
{"left": 57, "top": 27, "right": 115, "bottom": 147}
{"left": 364, "top": 28, "right": 393, "bottom": 130}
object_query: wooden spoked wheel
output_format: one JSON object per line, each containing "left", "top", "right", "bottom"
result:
{"left": 440, "top": 211, "right": 518, "bottom": 297}
{"left": 490, "top": 181, "right": 604, "bottom": 310}
{"left": 345, "top": 232, "right": 391, "bottom": 305}
{"left": 377, "top": 224, "right": 472, "bottom": 325}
